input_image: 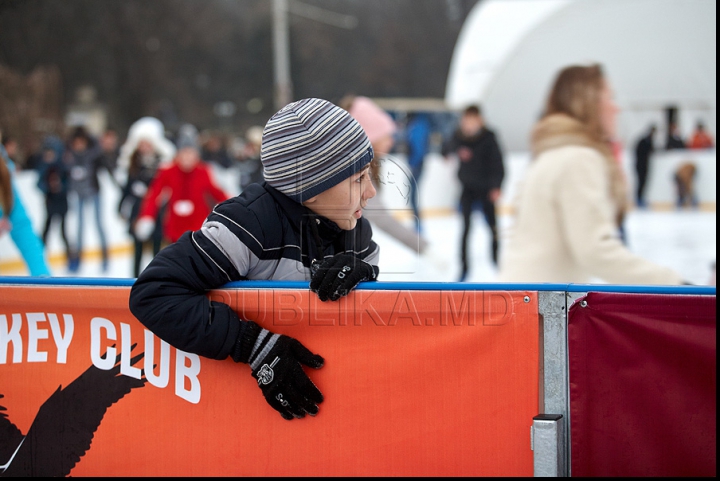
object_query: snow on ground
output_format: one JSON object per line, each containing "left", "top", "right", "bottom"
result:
{"left": 1, "top": 152, "right": 716, "bottom": 286}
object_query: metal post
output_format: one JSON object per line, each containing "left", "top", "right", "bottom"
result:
{"left": 532, "top": 414, "right": 566, "bottom": 477}
{"left": 537, "top": 292, "right": 569, "bottom": 425}
{"left": 536, "top": 291, "right": 572, "bottom": 476}
{"left": 272, "top": 0, "right": 292, "bottom": 110}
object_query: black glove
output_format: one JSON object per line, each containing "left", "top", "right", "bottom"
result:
{"left": 310, "top": 253, "right": 379, "bottom": 301}
{"left": 232, "top": 321, "right": 324, "bottom": 420}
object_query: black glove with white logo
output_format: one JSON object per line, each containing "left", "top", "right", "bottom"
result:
{"left": 310, "top": 253, "right": 379, "bottom": 301}
{"left": 232, "top": 321, "right": 324, "bottom": 420}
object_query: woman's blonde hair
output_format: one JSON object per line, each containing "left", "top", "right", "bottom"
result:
{"left": 534, "top": 63, "right": 628, "bottom": 225}
{"left": 544, "top": 64, "right": 606, "bottom": 142}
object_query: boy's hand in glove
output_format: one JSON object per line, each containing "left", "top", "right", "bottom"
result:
{"left": 232, "top": 321, "right": 324, "bottom": 420}
{"left": 310, "top": 253, "right": 379, "bottom": 301}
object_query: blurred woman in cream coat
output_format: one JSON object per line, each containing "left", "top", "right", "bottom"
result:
{"left": 497, "top": 64, "right": 683, "bottom": 285}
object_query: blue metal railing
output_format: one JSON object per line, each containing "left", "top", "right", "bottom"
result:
{"left": 0, "top": 275, "right": 715, "bottom": 295}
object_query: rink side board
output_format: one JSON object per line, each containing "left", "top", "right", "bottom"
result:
{"left": 0, "top": 284, "right": 539, "bottom": 477}
{"left": 568, "top": 292, "right": 716, "bottom": 477}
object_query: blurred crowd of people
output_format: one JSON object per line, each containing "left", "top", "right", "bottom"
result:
{"left": 1, "top": 120, "right": 266, "bottom": 277}
{"left": 0, "top": 62, "right": 715, "bottom": 286}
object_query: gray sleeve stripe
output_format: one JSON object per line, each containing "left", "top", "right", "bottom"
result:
{"left": 249, "top": 329, "right": 269, "bottom": 364}
{"left": 200, "top": 220, "right": 252, "bottom": 277}
{"left": 248, "top": 256, "right": 310, "bottom": 281}
{"left": 250, "top": 332, "right": 280, "bottom": 371}
{"left": 213, "top": 210, "right": 301, "bottom": 253}
{"left": 202, "top": 207, "right": 377, "bottom": 278}
{"left": 364, "top": 244, "right": 380, "bottom": 266}
{"left": 191, "top": 231, "right": 232, "bottom": 282}
{"left": 318, "top": 244, "right": 377, "bottom": 260}
{"left": 201, "top": 221, "right": 310, "bottom": 279}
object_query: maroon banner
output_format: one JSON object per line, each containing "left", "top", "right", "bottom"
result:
{"left": 568, "top": 292, "right": 716, "bottom": 477}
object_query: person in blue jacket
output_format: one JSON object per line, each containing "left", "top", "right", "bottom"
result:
{"left": 405, "top": 112, "right": 433, "bottom": 233}
{"left": 0, "top": 133, "right": 51, "bottom": 276}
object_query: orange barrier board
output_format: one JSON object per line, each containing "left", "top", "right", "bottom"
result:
{"left": 0, "top": 285, "right": 539, "bottom": 476}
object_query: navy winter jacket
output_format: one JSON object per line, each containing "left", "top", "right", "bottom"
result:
{"left": 129, "top": 182, "right": 379, "bottom": 360}
{"left": 443, "top": 127, "right": 504, "bottom": 192}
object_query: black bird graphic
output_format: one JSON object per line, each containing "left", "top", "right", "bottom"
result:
{"left": 0, "top": 345, "right": 147, "bottom": 476}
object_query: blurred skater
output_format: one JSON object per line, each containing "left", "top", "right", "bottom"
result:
{"left": 405, "top": 112, "right": 433, "bottom": 233}
{"left": 633, "top": 124, "right": 656, "bottom": 208}
{"left": 0, "top": 127, "right": 50, "bottom": 276}
{"left": 64, "top": 126, "right": 115, "bottom": 272}
{"left": 665, "top": 123, "right": 686, "bottom": 150}
{"left": 442, "top": 105, "right": 505, "bottom": 281}
{"left": 117, "top": 117, "right": 176, "bottom": 175}
{"left": 134, "top": 124, "right": 230, "bottom": 245}
{"left": 688, "top": 121, "right": 714, "bottom": 149}
{"left": 497, "top": 64, "right": 684, "bottom": 285}
{"left": 673, "top": 161, "right": 698, "bottom": 209}
{"left": 118, "top": 121, "right": 173, "bottom": 277}
{"left": 36, "top": 135, "right": 73, "bottom": 265}
{"left": 236, "top": 125, "right": 264, "bottom": 192}
{"left": 341, "top": 95, "right": 430, "bottom": 256}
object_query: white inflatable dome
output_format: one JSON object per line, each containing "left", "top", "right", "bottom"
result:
{"left": 445, "top": 0, "right": 716, "bottom": 152}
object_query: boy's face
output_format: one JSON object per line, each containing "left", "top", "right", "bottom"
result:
{"left": 303, "top": 165, "right": 376, "bottom": 230}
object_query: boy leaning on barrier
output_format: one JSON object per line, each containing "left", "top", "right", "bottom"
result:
{"left": 129, "top": 98, "right": 380, "bottom": 420}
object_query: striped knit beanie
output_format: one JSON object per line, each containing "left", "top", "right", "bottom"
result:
{"left": 261, "top": 98, "right": 374, "bottom": 203}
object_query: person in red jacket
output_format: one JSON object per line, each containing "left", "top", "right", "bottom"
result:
{"left": 688, "top": 120, "right": 714, "bottom": 149}
{"left": 135, "top": 124, "right": 230, "bottom": 245}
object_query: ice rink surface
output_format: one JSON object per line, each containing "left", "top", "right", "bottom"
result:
{"left": 1, "top": 153, "right": 716, "bottom": 287}
{"left": 373, "top": 208, "right": 716, "bottom": 286}
{"left": 4, "top": 206, "right": 715, "bottom": 288}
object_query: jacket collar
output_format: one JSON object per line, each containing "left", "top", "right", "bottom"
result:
{"left": 264, "top": 182, "right": 343, "bottom": 240}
